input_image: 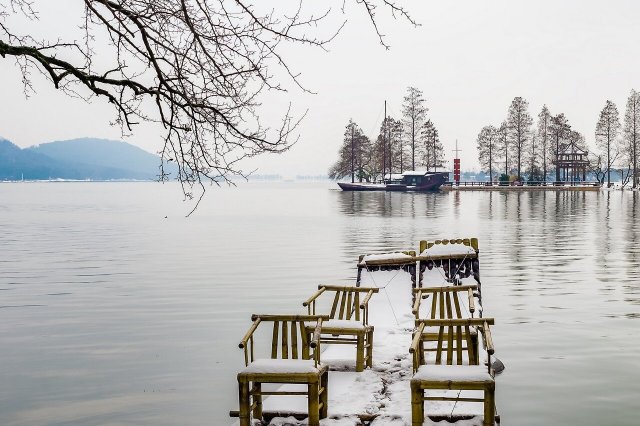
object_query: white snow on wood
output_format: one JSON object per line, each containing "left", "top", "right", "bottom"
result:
{"left": 413, "top": 365, "right": 492, "bottom": 381}
{"left": 420, "top": 244, "right": 476, "bottom": 257}
{"left": 360, "top": 252, "right": 413, "bottom": 264}
{"left": 241, "top": 359, "right": 321, "bottom": 374}
{"left": 319, "top": 319, "right": 366, "bottom": 330}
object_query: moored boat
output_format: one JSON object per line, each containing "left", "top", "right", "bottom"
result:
{"left": 337, "top": 170, "right": 448, "bottom": 192}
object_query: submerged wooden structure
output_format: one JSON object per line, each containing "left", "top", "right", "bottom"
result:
{"left": 230, "top": 238, "right": 500, "bottom": 425}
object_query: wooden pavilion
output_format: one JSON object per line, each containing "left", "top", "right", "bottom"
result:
{"left": 556, "top": 142, "right": 589, "bottom": 183}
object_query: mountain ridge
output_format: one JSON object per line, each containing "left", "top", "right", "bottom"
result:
{"left": 0, "top": 137, "right": 174, "bottom": 180}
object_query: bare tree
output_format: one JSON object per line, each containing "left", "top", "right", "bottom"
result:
{"left": 595, "top": 100, "right": 621, "bottom": 187}
{"left": 506, "top": 96, "right": 533, "bottom": 180}
{"left": 527, "top": 134, "right": 541, "bottom": 181}
{"left": 623, "top": 89, "right": 640, "bottom": 188}
{"left": 401, "top": 86, "right": 427, "bottom": 170}
{"left": 549, "top": 113, "right": 570, "bottom": 182}
{"left": 419, "top": 119, "right": 443, "bottom": 171}
{"left": 588, "top": 152, "right": 607, "bottom": 184}
{"left": 328, "top": 119, "right": 371, "bottom": 182}
{"left": 0, "top": 0, "right": 415, "bottom": 203}
{"left": 476, "top": 125, "right": 497, "bottom": 182}
{"left": 537, "top": 105, "right": 552, "bottom": 181}
{"left": 496, "top": 121, "right": 510, "bottom": 178}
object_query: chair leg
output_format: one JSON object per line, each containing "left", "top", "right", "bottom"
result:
{"left": 366, "top": 329, "right": 374, "bottom": 368}
{"left": 308, "top": 381, "right": 320, "bottom": 426}
{"left": 484, "top": 382, "right": 496, "bottom": 426}
{"left": 356, "top": 333, "right": 365, "bottom": 372}
{"left": 238, "top": 378, "right": 251, "bottom": 426}
{"left": 320, "top": 370, "right": 329, "bottom": 418}
{"left": 252, "top": 382, "right": 262, "bottom": 420}
{"left": 410, "top": 382, "right": 424, "bottom": 426}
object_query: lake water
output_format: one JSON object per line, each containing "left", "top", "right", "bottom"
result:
{"left": 1, "top": 182, "right": 639, "bottom": 425}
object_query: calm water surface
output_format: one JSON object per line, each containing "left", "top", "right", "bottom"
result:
{"left": 1, "top": 182, "right": 639, "bottom": 425}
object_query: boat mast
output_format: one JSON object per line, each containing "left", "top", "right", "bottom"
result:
{"left": 382, "top": 101, "right": 387, "bottom": 182}
{"left": 351, "top": 124, "right": 355, "bottom": 183}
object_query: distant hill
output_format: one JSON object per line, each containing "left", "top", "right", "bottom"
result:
{"left": 0, "top": 137, "right": 175, "bottom": 181}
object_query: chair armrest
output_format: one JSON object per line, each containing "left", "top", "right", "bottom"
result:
{"left": 360, "top": 289, "right": 375, "bottom": 309}
{"left": 239, "top": 318, "right": 261, "bottom": 349}
{"left": 482, "top": 320, "right": 494, "bottom": 355}
{"left": 302, "top": 287, "right": 327, "bottom": 307}
{"left": 412, "top": 290, "right": 423, "bottom": 318}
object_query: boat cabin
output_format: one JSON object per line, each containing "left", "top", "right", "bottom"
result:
{"left": 385, "top": 171, "right": 449, "bottom": 187}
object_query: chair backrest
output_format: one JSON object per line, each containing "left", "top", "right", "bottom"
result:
{"left": 410, "top": 318, "right": 494, "bottom": 373}
{"left": 238, "top": 314, "right": 329, "bottom": 367}
{"left": 419, "top": 238, "right": 478, "bottom": 253}
{"left": 412, "top": 285, "right": 477, "bottom": 319}
{"left": 304, "top": 285, "right": 379, "bottom": 324}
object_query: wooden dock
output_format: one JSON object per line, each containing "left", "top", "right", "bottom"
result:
{"left": 230, "top": 239, "right": 500, "bottom": 426}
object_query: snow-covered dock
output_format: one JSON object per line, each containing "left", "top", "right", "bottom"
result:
{"left": 230, "top": 239, "right": 498, "bottom": 426}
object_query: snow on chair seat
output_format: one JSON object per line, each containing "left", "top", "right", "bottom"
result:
{"left": 303, "top": 285, "right": 379, "bottom": 372}
{"left": 234, "top": 314, "right": 330, "bottom": 426}
{"left": 241, "top": 359, "right": 322, "bottom": 375}
{"left": 413, "top": 364, "right": 493, "bottom": 382}
{"left": 410, "top": 318, "right": 497, "bottom": 426}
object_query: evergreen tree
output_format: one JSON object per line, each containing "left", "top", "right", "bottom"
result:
{"left": 477, "top": 125, "right": 498, "bottom": 182}
{"left": 401, "top": 87, "right": 428, "bottom": 171}
{"left": 506, "top": 97, "right": 533, "bottom": 180}
{"left": 623, "top": 89, "right": 640, "bottom": 188}
{"left": 595, "top": 100, "right": 621, "bottom": 187}
{"left": 537, "top": 105, "right": 552, "bottom": 181}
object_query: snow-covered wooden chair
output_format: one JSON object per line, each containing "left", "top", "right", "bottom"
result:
{"left": 417, "top": 238, "right": 480, "bottom": 285}
{"left": 410, "top": 318, "right": 497, "bottom": 426}
{"left": 303, "top": 285, "right": 379, "bottom": 372}
{"left": 235, "top": 314, "right": 329, "bottom": 426}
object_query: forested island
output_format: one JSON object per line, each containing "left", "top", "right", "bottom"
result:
{"left": 331, "top": 89, "right": 640, "bottom": 189}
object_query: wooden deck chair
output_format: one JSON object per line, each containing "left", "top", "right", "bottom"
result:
{"left": 235, "top": 314, "right": 330, "bottom": 426}
{"left": 417, "top": 238, "right": 480, "bottom": 286}
{"left": 410, "top": 318, "right": 497, "bottom": 426}
{"left": 303, "top": 285, "right": 379, "bottom": 372}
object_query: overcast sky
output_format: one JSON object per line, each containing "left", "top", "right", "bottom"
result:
{"left": 2, "top": 0, "right": 640, "bottom": 176}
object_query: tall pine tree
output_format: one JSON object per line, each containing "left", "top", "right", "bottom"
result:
{"left": 537, "top": 105, "right": 552, "bottom": 181}
{"left": 623, "top": 90, "right": 640, "bottom": 188}
{"left": 477, "top": 125, "right": 498, "bottom": 182}
{"left": 549, "top": 113, "right": 571, "bottom": 182}
{"left": 506, "top": 97, "right": 533, "bottom": 180}
{"left": 401, "top": 87, "right": 428, "bottom": 171}
{"left": 595, "top": 100, "right": 621, "bottom": 187}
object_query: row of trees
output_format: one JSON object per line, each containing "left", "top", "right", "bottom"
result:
{"left": 476, "top": 90, "right": 640, "bottom": 188}
{"left": 330, "top": 87, "right": 445, "bottom": 182}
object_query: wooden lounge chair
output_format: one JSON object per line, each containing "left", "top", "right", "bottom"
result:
{"left": 235, "top": 314, "right": 330, "bottom": 426}
{"left": 410, "top": 318, "right": 497, "bottom": 426}
{"left": 303, "top": 285, "right": 379, "bottom": 372}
